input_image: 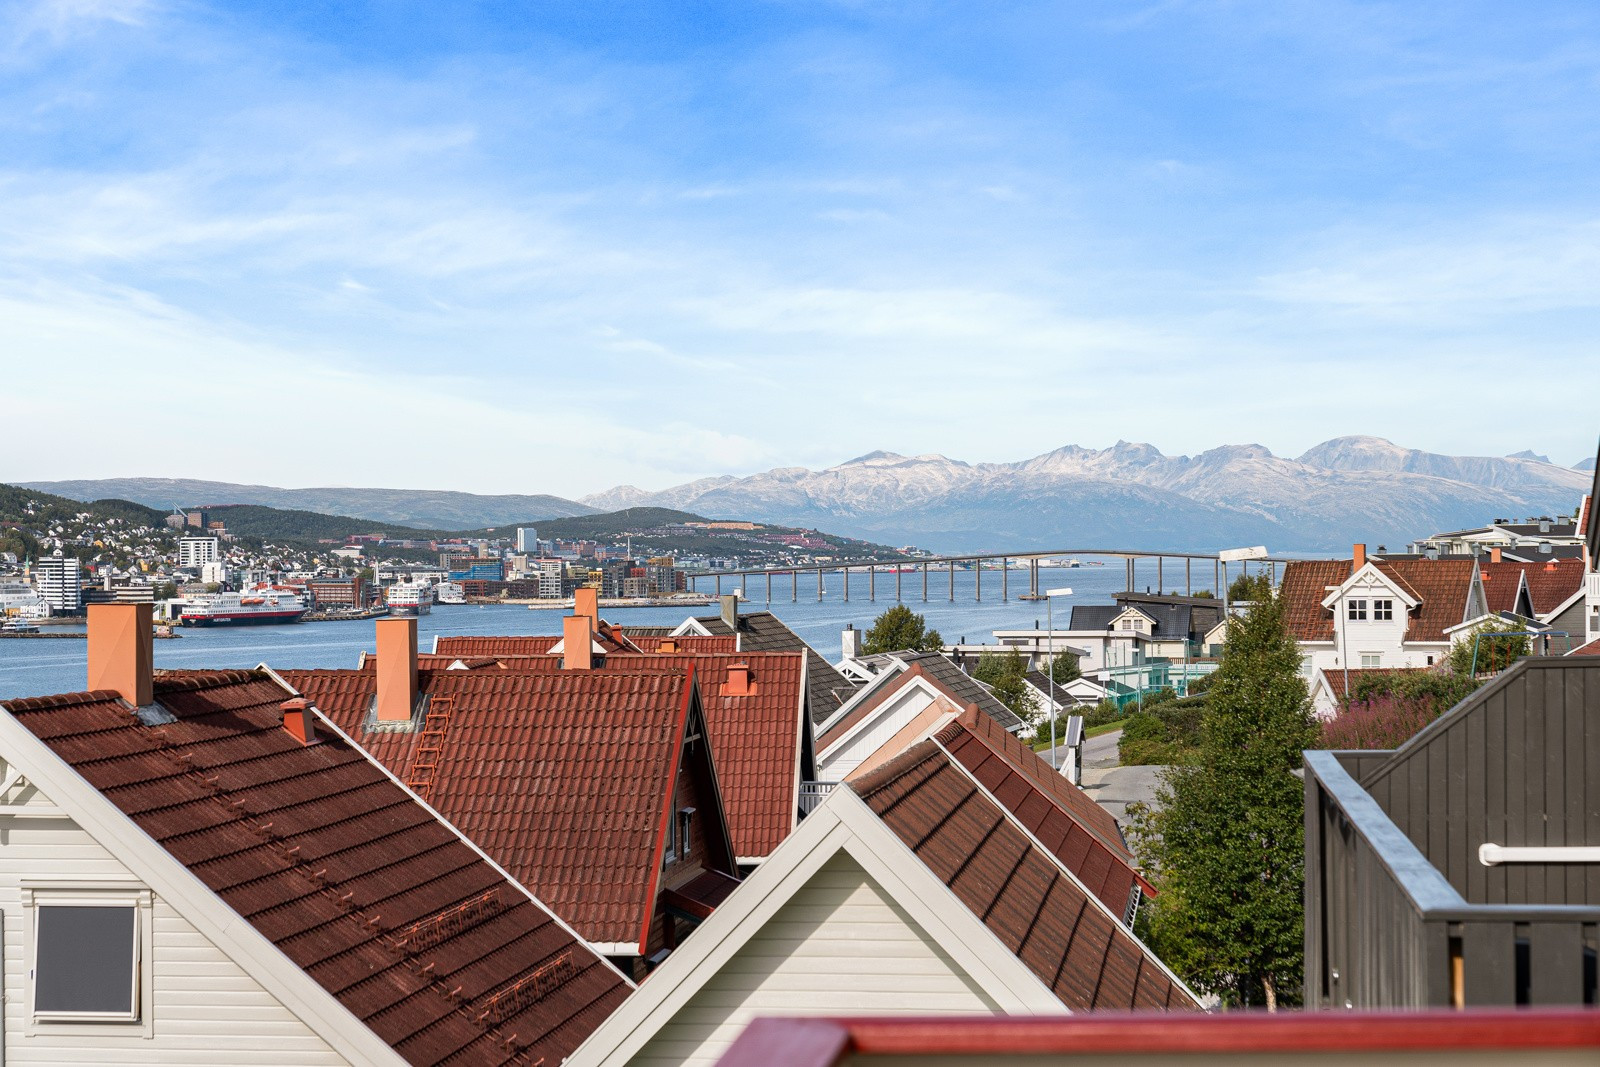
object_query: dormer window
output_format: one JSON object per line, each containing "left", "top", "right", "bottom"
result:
{"left": 1348, "top": 599, "right": 1368, "bottom": 621}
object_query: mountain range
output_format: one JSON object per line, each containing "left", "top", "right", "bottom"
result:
{"left": 580, "top": 436, "right": 1596, "bottom": 553}
{"left": 16, "top": 477, "right": 597, "bottom": 531}
{"left": 20, "top": 436, "right": 1597, "bottom": 553}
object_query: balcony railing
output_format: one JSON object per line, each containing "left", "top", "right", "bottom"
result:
{"left": 798, "top": 781, "right": 838, "bottom": 816}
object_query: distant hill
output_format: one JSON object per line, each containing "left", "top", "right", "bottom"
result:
{"left": 582, "top": 436, "right": 1592, "bottom": 553}
{"left": 17, "top": 477, "right": 597, "bottom": 530}
{"left": 0, "top": 483, "right": 166, "bottom": 530}
{"left": 201, "top": 505, "right": 454, "bottom": 545}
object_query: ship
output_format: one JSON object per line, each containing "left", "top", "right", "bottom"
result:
{"left": 434, "top": 581, "right": 466, "bottom": 605}
{"left": 180, "top": 587, "right": 307, "bottom": 627}
{"left": 385, "top": 582, "right": 433, "bottom": 617}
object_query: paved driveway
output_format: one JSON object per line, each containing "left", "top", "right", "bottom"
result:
{"left": 1046, "top": 728, "right": 1170, "bottom": 829}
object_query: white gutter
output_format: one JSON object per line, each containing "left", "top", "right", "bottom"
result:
{"left": 1479, "top": 843, "right": 1600, "bottom": 866}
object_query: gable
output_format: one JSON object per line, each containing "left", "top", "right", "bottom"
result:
{"left": 627, "top": 852, "right": 1002, "bottom": 1067}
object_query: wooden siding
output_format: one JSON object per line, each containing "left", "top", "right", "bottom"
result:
{"left": 1360, "top": 659, "right": 1600, "bottom": 906}
{"left": 818, "top": 687, "right": 936, "bottom": 781}
{"left": 629, "top": 853, "right": 1001, "bottom": 1067}
{"left": 0, "top": 764, "right": 347, "bottom": 1066}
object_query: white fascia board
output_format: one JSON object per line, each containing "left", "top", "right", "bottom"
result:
{"left": 814, "top": 665, "right": 908, "bottom": 742}
{"left": 1320, "top": 564, "right": 1420, "bottom": 611}
{"left": 1541, "top": 586, "right": 1587, "bottom": 624}
{"left": 671, "top": 617, "right": 714, "bottom": 638}
{"left": 0, "top": 701, "right": 409, "bottom": 1067}
{"left": 1442, "top": 613, "right": 1505, "bottom": 638}
{"left": 566, "top": 787, "right": 1067, "bottom": 1067}
{"left": 817, "top": 677, "right": 939, "bottom": 764}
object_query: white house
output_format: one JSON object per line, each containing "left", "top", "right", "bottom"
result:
{"left": 1279, "top": 547, "right": 1487, "bottom": 683}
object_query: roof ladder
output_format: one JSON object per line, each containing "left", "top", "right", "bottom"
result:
{"left": 405, "top": 697, "right": 455, "bottom": 801}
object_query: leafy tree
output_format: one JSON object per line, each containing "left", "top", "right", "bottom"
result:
{"left": 861, "top": 604, "right": 943, "bottom": 654}
{"left": 1047, "top": 650, "right": 1081, "bottom": 684}
{"left": 1129, "top": 586, "right": 1319, "bottom": 1010}
{"left": 153, "top": 582, "right": 178, "bottom": 601}
{"left": 1447, "top": 619, "right": 1531, "bottom": 677}
{"left": 1227, "top": 572, "right": 1272, "bottom": 603}
{"left": 971, "top": 647, "right": 1036, "bottom": 723}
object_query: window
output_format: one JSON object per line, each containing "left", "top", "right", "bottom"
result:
{"left": 663, "top": 813, "right": 679, "bottom": 867}
{"left": 677, "top": 807, "right": 696, "bottom": 862}
{"left": 1347, "top": 600, "right": 1368, "bottom": 621}
{"left": 29, "top": 892, "right": 147, "bottom": 1025}
{"left": 1360, "top": 653, "right": 1382, "bottom": 668}
{"left": 1373, "top": 599, "right": 1394, "bottom": 621}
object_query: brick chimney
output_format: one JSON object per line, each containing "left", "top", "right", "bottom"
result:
{"left": 574, "top": 586, "right": 599, "bottom": 626}
{"left": 375, "top": 617, "right": 418, "bottom": 724}
{"left": 725, "top": 662, "right": 751, "bottom": 696}
{"left": 657, "top": 638, "right": 678, "bottom": 654}
{"left": 1352, "top": 544, "right": 1366, "bottom": 574}
{"left": 563, "top": 613, "right": 593, "bottom": 670}
{"left": 281, "top": 698, "right": 316, "bottom": 745}
{"left": 720, "top": 593, "right": 739, "bottom": 631}
{"left": 87, "top": 603, "right": 153, "bottom": 707}
{"left": 1490, "top": 547, "right": 1502, "bottom": 564}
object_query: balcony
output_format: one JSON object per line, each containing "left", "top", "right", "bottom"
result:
{"left": 798, "top": 781, "right": 838, "bottom": 816}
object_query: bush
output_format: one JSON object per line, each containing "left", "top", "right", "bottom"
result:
{"left": 1321, "top": 696, "right": 1440, "bottom": 750}
{"left": 1447, "top": 620, "right": 1531, "bottom": 677}
{"left": 1118, "top": 694, "right": 1205, "bottom": 766}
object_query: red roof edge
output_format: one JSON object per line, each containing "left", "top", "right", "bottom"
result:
{"left": 715, "top": 1011, "right": 1600, "bottom": 1067}
{"left": 639, "top": 664, "right": 698, "bottom": 956}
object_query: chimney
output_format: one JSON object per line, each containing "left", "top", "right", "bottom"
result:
{"left": 563, "top": 613, "right": 593, "bottom": 670}
{"left": 1352, "top": 544, "right": 1366, "bottom": 574}
{"left": 87, "top": 603, "right": 153, "bottom": 706}
{"left": 574, "top": 586, "right": 599, "bottom": 625}
{"left": 281, "top": 698, "right": 316, "bottom": 745}
{"left": 375, "top": 617, "right": 418, "bottom": 723}
{"left": 720, "top": 593, "right": 739, "bottom": 631}
{"left": 1490, "top": 547, "right": 1502, "bottom": 564}
{"left": 725, "top": 662, "right": 751, "bottom": 696}
{"left": 657, "top": 638, "right": 678, "bottom": 654}
{"left": 842, "top": 624, "right": 863, "bottom": 662}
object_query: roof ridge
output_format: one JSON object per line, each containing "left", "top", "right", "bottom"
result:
{"left": 1, "top": 689, "right": 122, "bottom": 712}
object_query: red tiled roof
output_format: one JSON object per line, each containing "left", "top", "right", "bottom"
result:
{"left": 644, "top": 634, "right": 739, "bottom": 654}
{"left": 1521, "top": 558, "right": 1587, "bottom": 616}
{"left": 434, "top": 635, "right": 559, "bottom": 657}
{"left": 934, "top": 709, "right": 1148, "bottom": 910}
{"left": 1570, "top": 638, "right": 1600, "bottom": 657}
{"left": 1317, "top": 666, "right": 1428, "bottom": 702}
{"left": 851, "top": 743, "right": 1197, "bottom": 1012}
{"left": 1476, "top": 561, "right": 1527, "bottom": 615}
{"left": 384, "top": 652, "right": 807, "bottom": 861}
{"left": 284, "top": 668, "right": 699, "bottom": 948}
{"left": 2, "top": 672, "right": 629, "bottom": 1066}
{"left": 1279, "top": 558, "right": 1476, "bottom": 643}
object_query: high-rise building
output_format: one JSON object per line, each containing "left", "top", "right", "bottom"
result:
{"left": 515, "top": 527, "right": 538, "bottom": 553}
{"left": 178, "top": 536, "right": 221, "bottom": 568}
{"left": 36, "top": 552, "right": 82, "bottom": 615}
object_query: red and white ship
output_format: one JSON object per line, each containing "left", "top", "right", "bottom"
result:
{"left": 180, "top": 587, "right": 308, "bottom": 627}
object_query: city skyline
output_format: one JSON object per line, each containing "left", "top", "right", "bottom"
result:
{"left": 4, "top": 1, "right": 1599, "bottom": 495}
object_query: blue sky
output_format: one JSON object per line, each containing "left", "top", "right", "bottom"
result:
{"left": 3, "top": 0, "right": 1598, "bottom": 497}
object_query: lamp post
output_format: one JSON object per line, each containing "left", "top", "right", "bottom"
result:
{"left": 1045, "top": 586, "right": 1073, "bottom": 770}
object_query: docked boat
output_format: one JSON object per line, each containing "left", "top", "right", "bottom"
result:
{"left": 434, "top": 581, "right": 465, "bottom": 605}
{"left": 180, "top": 588, "right": 307, "bottom": 627}
{"left": 385, "top": 582, "right": 433, "bottom": 617}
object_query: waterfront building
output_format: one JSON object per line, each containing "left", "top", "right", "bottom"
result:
{"left": 304, "top": 574, "right": 366, "bottom": 608}
{"left": 176, "top": 534, "right": 220, "bottom": 568}
{"left": 35, "top": 552, "right": 81, "bottom": 614}
{"left": 0, "top": 582, "right": 47, "bottom": 619}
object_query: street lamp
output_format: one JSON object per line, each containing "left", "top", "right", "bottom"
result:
{"left": 1045, "top": 586, "right": 1073, "bottom": 769}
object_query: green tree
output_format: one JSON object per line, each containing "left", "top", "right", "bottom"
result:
{"left": 861, "top": 604, "right": 944, "bottom": 654}
{"left": 1129, "top": 586, "right": 1318, "bottom": 1010}
{"left": 971, "top": 647, "right": 1036, "bottom": 723}
{"left": 153, "top": 582, "right": 178, "bottom": 601}
{"left": 1227, "top": 572, "right": 1272, "bottom": 603}
{"left": 1447, "top": 619, "right": 1531, "bottom": 677}
{"left": 1047, "top": 650, "right": 1081, "bottom": 684}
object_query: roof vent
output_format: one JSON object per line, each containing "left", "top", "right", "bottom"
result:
{"left": 1540, "top": 542, "right": 1553, "bottom": 554}
{"left": 725, "top": 663, "right": 752, "bottom": 696}
{"left": 1540, "top": 520, "right": 1552, "bottom": 533}
{"left": 281, "top": 698, "right": 317, "bottom": 745}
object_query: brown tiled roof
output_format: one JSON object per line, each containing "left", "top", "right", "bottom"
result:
{"left": 934, "top": 709, "right": 1148, "bottom": 911}
{"left": 1278, "top": 558, "right": 1476, "bottom": 643}
{"left": 1520, "top": 558, "right": 1587, "bottom": 616}
{"left": 692, "top": 611, "right": 854, "bottom": 725}
{"left": 1570, "top": 638, "right": 1600, "bottom": 657}
{"left": 2, "top": 672, "right": 629, "bottom": 1066}
{"left": 434, "top": 635, "right": 559, "bottom": 657}
{"left": 1476, "top": 561, "right": 1528, "bottom": 614}
{"left": 284, "top": 668, "right": 698, "bottom": 948}
{"left": 851, "top": 743, "right": 1197, "bottom": 1012}
{"left": 380, "top": 652, "right": 807, "bottom": 861}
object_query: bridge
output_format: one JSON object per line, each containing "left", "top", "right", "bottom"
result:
{"left": 682, "top": 548, "right": 1298, "bottom": 603}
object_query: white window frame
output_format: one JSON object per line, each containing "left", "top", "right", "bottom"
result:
{"left": 1347, "top": 599, "right": 1368, "bottom": 621}
{"left": 1360, "top": 652, "right": 1382, "bottom": 669}
{"left": 1373, "top": 599, "right": 1394, "bottom": 621}
{"left": 23, "top": 882, "right": 154, "bottom": 1036}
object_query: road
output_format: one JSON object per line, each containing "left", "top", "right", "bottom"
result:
{"left": 1045, "top": 728, "right": 1166, "bottom": 828}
